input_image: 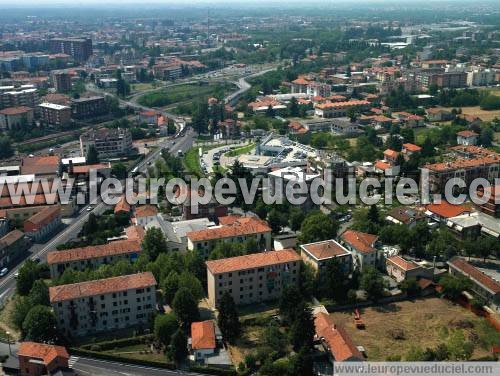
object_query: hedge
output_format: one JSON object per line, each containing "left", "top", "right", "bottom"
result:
{"left": 189, "top": 365, "right": 237, "bottom": 376}
{"left": 79, "top": 334, "right": 154, "bottom": 351}
{"left": 69, "top": 348, "right": 176, "bottom": 370}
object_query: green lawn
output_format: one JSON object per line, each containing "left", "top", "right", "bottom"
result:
{"left": 183, "top": 147, "right": 203, "bottom": 177}
{"left": 225, "top": 143, "right": 255, "bottom": 157}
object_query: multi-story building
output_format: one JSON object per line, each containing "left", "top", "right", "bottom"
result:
{"left": 47, "top": 239, "right": 142, "bottom": 279}
{"left": 49, "top": 38, "right": 93, "bottom": 62}
{"left": 314, "top": 100, "right": 370, "bottom": 118}
{"left": 206, "top": 249, "right": 301, "bottom": 307}
{"left": 467, "top": 68, "right": 496, "bottom": 87}
{"left": 80, "top": 128, "right": 133, "bottom": 159}
{"left": 456, "top": 130, "right": 478, "bottom": 146}
{"left": 187, "top": 215, "right": 272, "bottom": 257}
{"left": 386, "top": 255, "right": 432, "bottom": 282}
{"left": 71, "top": 96, "right": 107, "bottom": 119}
{"left": 0, "top": 88, "right": 39, "bottom": 110}
{"left": 300, "top": 239, "right": 352, "bottom": 273}
{"left": 448, "top": 257, "right": 500, "bottom": 309}
{"left": 52, "top": 72, "right": 72, "bottom": 93}
{"left": 0, "top": 229, "right": 30, "bottom": 268}
{"left": 21, "top": 54, "right": 50, "bottom": 70}
{"left": 49, "top": 272, "right": 156, "bottom": 336}
{"left": 477, "top": 185, "right": 499, "bottom": 218}
{"left": 23, "top": 205, "right": 61, "bottom": 243}
{"left": 38, "top": 102, "right": 72, "bottom": 127}
{"left": 340, "top": 229, "right": 378, "bottom": 271}
{"left": 0, "top": 106, "right": 34, "bottom": 130}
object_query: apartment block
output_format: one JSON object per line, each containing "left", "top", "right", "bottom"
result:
{"left": 23, "top": 205, "right": 61, "bottom": 243}
{"left": 477, "top": 185, "right": 499, "bottom": 218}
{"left": 340, "top": 229, "right": 378, "bottom": 271}
{"left": 47, "top": 239, "right": 142, "bottom": 279}
{"left": 49, "top": 272, "right": 156, "bottom": 336}
{"left": 52, "top": 72, "right": 72, "bottom": 93}
{"left": 0, "top": 88, "right": 39, "bottom": 110}
{"left": 206, "top": 249, "right": 301, "bottom": 307}
{"left": 71, "top": 96, "right": 107, "bottom": 119}
{"left": 187, "top": 215, "right": 272, "bottom": 258}
{"left": 314, "top": 99, "right": 370, "bottom": 118}
{"left": 38, "top": 102, "right": 71, "bottom": 127}
{"left": 17, "top": 342, "right": 69, "bottom": 376}
{"left": 80, "top": 127, "right": 133, "bottom": 159}
{"left": 49, "top": 38, "right": 93, "bottom": 62}
{"left": 0, "top": 106, "right": 34, "bottom": 130}
{"left": 300, "top": 239, "right": 352, "bottom": 273}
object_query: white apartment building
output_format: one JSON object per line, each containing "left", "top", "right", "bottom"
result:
{"left": 206, "top": 249, "right": 301, "bottom": 307}
{"left": 49, "top": 272, "right": 156, "bottom": 336}
{"left": 80, "top": 127, "right": 133, "bottom": 159}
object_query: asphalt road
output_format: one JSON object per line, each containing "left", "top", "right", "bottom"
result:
{"left": 71, "top": 356, "right": 194, "bottom": 376}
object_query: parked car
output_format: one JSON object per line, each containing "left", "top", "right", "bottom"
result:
{"left": 0, "top": 267, "right": 8, "bottom": 277}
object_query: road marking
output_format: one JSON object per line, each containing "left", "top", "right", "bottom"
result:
{"left": 68, "top": 355, "right": 80, "bottom": 368}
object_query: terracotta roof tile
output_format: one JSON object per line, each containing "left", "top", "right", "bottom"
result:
{"left": 387, "top": 255, "right": 419, "bottom": 271}
{"left": 135, "top": 205, "right": 158, "bottom": 218}
{"left": 206, "top": 249, "right": 300, "bottom": 275}
{"left": 315, "top": 99, "right": 370, "bottom": 110}
{"left": 0, "top": 106, "right": 33, "bottom": 115}
{"left": 24, "top": 205, "right": 60, "bottom": 227}
{"left": 191, "top": 320, "right": 216, "bottom": 350}
{"left": 18, "top": 342, "right": 69, "bottom": 366}
{"left": 188, "top": 216, "right": 271, "bottom": 242}
{"left": 457, "top": 130, "right": 478, "bottom": 138}
{"left": 125, "top": 225, "right": 145, "bottom": 241}
{"left": 0, "top": 229, "right": 24, "bottom": 248}
{"left": 49, "top": 272, "right": 156, "bottom": 302}
{"left": 301, "top": 240, "right": 350, "bottom": 260}
{"left": 403, "top": 143, "right": 422, "bottom": 152}
{"left": 314, "top": 312, "right": 363, "bottom": 361}
{"left": 47, "top": 239, "right": 141, "bottom": 265}
{"left": 426, "top": 201, "right": 470, "bottom": 219}
{"left": 448, "top": 257, "right": 500, "bottom": 294}
{"left": 341, "top": 230, "right": 378, "bottom": 254}
{"left": 115, "top": 195, "right": 131, "bottom": 214}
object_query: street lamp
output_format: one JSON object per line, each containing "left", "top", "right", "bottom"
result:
{"left": 5, "top": 331, "right": 11, "bottom": 355}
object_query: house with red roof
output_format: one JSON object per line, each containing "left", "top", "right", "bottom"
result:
{"left": 134, "top": 204, "right": 158, "bottom": 226}
{"left": 300, "top": 239, "right": 352, "bottom": 273}
{"left": 17, "top": 341, "right": 69, "bottom": 376}
{"left": 314, "top": 311, "right": 364, "bottom": 362}
{"left": 402, "top": 143, "right": 422, "bottom": 159}
{"left": 340, "top": 230, "right": 378, "bottom": 270}
{"left": 425, "top": 201, "right": 471, "bottom": 222}
{"left": 190, "top": 320, "right": 217, "bottom": 362}
{"left": 396, "top": 112, "right": 424, "bottom": 128}
{"left": 386, "top": 255, "right": 431, "bottom": 283}
{"left": 456, "top": 130, "right": 478, "bottom": 146}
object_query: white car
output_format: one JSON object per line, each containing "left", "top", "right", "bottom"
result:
{"left": 0, "top": 267, "right": 8, "bottom": 277}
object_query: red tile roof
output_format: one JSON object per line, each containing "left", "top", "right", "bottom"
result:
{"left": 341, "top": 230, "right": 378, "bottom": 254}
{"left": 71, "top": 163, "right": 110, "bottom": 174}
{"left": 426, "top": 201, "right": 470, "bottom": 219}
{"left": 206, "top": 249, "right": 300, "bottom": 275}
{"left": 301, "top": 240, "right": 350, "bottom": 260}
{"left": 20, "top": 155, "right": 60, "bottom": 175}
{"left": 24, "top": 205, "right": 60, "bottom": 228}
{"left": 135, "top": 204, "right": 158, "bottom": 218}
{"left": 403, "top": 143, "right": 422, "bottom": 152}
{"left": 383, "top": 149, "right": 399, "bottom": 159}
{"left": 448, "top": 257, "right": 500, "bottom": 294}
{"left": 424, "top": 155, "right": 500, "bottom": 172}
{"left": 374, "top": 160, "right": 391, "bottom": 171}
{"left": 0, "top": 106, "right": 33, "bottom": 115}
{"left": 47, "top": 239, "right": 141, "bottom": 265}
{"left": 387, "top": 255, "right": 419, "bottom": 271}
{"left": 457, "top": 130, "right": 478, "bottom": 138}
{"left": 191, "top": 320, "right": 216, "bottom": 350}
{"left": 18, "top": 342, "right": 69, "bottom": 366}
{"left": 114, "top": 195, "right": 131, "bottom": 214}
{"left": 49, "top": 272, "right": 156, "bottom": 302}
{"left": 125, "top": 225, "right": 145, "bottom": 241}
{"left": 315, "top": 99, "right": 370, "bottom": 110}
{"left": 0, "top": 229, "right": 24, "bottom": 248}
{"left": 314, "top": 312, "right": 363, "bottom": 361}
{"left": 187, "top": 216, "right": 271, "bottom": 242}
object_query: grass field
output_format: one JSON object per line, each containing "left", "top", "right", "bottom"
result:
{"left": 329, "top": 297, "right": 498, "bottom": 361}
{"left": 460, "top": 106, "right": 500, "bottom": 122}
{"left": 131, "top": 83, "right": 158, "bottom": 92}
{"left": 225, "top": 143, "right": 255, "bottom": 157}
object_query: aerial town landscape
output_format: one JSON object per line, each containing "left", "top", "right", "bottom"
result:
{"left": 0, "top": 0, "right": 499, "bottom": 375}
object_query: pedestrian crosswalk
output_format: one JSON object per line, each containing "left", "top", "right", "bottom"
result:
{"left": 68, "top": 356, "right": 79, "bottom": 368}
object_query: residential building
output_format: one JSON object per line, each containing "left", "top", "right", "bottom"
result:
{"left": 300, "top": 239, "right": 352, "bottom": 273}
{"left": 340, "top": 230, "right": 378, "bottom": 270}
{"left": 0, "top": 229, "right": 30, "bottom": 268}
{"left": 17, "top": 341, "right": 69, "bottom": 376}
{"left": 80, "top": 128, "right": 133, "bottom": 159}
{"left": 190, "top": 320, "right": 216, "bottom": 362}
{"left": 20, "top": 155, "right": 61, "bottom": 179}
{"left": 0, "top": 106, "right": 34, "bottom": 130}
{"left": 187, "top": 215, "right": 272, "bottom": 257}
{"left": 314, "top": 100, "right": 370, "bottom": 118}
{"left": 396, "top": 112, "right": 424, "bottom": 128}
{"left": 386, "top": 255, "right": 432, "bottom": 282}
{"left": 314, "top": 311, "right": 364, "bottom": 362}
{"left": 49, "top": 38, "right": 93, "bottom": 62}
{"left": 71, "top": 96, "right": 107, "bottom": 119}
{"left": 402, "top": 143, "right": 422, "bottom": 159}
{"left": 52, "top": 72, "right": 72, "bottom": 93}
{"left": 456, "top": 130, "right": 479, "bottom": 146}
{"left": 386, "top": 206, "right": 426, "bottom": 228}
{"left": 445, "top": 211, "right": 499, "bottom": 239}
{"left": 448, "top": 257, "right": 500, "bottom": 309}
{"left": 206, "top": 249, "right": 301, "bottom": 307}
{"left": 174, "top": 187, "right": 228, "bottom": 221}
{"left": 425, "top": 108, "right": 455, "bottom": 122}
{"left": 467, "top": 68, "right": 496, "bottom": 87}
{"left": 134, "top": 205, "right": 158, "bottom": 226}
{"left": 47, "top": 239, "right": 142, "bottom": 279}
{"left": 425, "top": 201, "right": 471, "bottom": 223}
{"left": 23, "top": 205, "right": 61, "bottom": 243}
{"left": 0, "top": 88, "right": 39, "bottom": 110}
{"left": 49, "top": 272, "right": 156, "bottom": 336}
{"left": 477, "top": 185, "right": 499, "bottom": 218}
{"left": 38, "top": 102, "right": 71, "bottom": 127}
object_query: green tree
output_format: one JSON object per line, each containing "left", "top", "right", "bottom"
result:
{"left": 154, "top": 313, "right": 178, "bottom": 347}
{"left": 169, "top": 328, "right": 188, "bottom": 363}
{"left": 298, "top": 211, "right": 338, "bottom": 244}
{"left": 16, "top": 260, "right": 39, "bottom": 296}
{"left": 218, "top": 292, "right": 240, "bottom": 344}
{"left": 439, "top": 274, "right": 471, "bottom": 300}
{"left": 111, "top": 162, "right": 127, "bottom": 179}
{"left": 178, "top": 272, "right": 204, "bottom": 302}
{"left": 292, "top": 346, "right": 313, "bottom": 376}
{"left": 22, "top": 305, "right": 57, "bottom": 342}
{"left": 360, "top": 266, "right": 386, "bottom": 301}
{"left": 0, "top": 136, "right": 14, "bottom": 159}
{"left": 142, "top": 227, "right": 167, "bottom": 260}
{"left": 172, "top": 288, "right": 199, "bottom": 329}
{"left": 289, "top": 96, "right": 299, "bottom": 117}
{"left": 86, "top": 145, "right": 100, "bottom": 164}
{"left": 447, "top": 330, "right": 474, "bottom": 360}
{"left": 263, "top": 322, "right": 287, "bottom": 356}
{"left": 289, "top": 207, "right": 305, "bottom": 232}
{"left": 279, "top": 285, "right": 304, "bottom": 325}
{"left": 29, "top": 280, "right": 50, "bottom": 306}
{"left": 11, "top": 296, "right": 33, "bottom": 329}
{"left": 289, "top": 304, "right": 315, "bottom": 352}
{"left": 162, "top": 271, "right": 180, "bottom": 304}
